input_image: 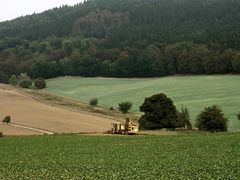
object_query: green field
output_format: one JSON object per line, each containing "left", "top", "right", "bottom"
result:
{"left": 0, "top": 133, "right": 240, "bottom": 179}
{"left": 46, "top": 75, "right": 240, "bottom": 132}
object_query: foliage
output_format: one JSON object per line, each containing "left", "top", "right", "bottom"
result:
{"left": 9, "top": 75, "right": 18, "bottom": 85}
{"left": 0, "top": 71, "right": 8, "bottom": 83}
{"left": 2, "top": 116, "right": 11, "bottom": 124}
{"left": 118, "top": 102, "right": 133, "bottom": 114}
{"left": 237, "top": 113, "right": 240, "bottom": 121}
{"left": 196, "top": 105, "right": 228, "bottom": 132}
{"left": 63, "top": 40, "right": 74, "bottom": 56}
{"left": 19, "top": 79, "right": 32, "bottom": 89}
{"left": 34, "top": 78, "right": 46, "bottom": 89}
{"left": 109, "top": 107, "right": 114, "bottom": 110}
{"left": 0, "top": 0, "right": 240, "bottom": 79}
{"left": 139, "top": 93, "right": 178, "bottom": 130}
{"left": 0, "top": 134, "right": 240, "bottom": 179}
{"left": 89, "top": 98, "right": 98, "bottom": 106}
{"left": 177, "top": 106, "right": 192, "bottom": 129}
{"left": 18, "top": 73, "right": 30, "bottom": 81}
{"left": 18, "top": 73, "right": 32, "bottom": 88}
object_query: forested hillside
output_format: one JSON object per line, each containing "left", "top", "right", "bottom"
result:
{"left": 0, "top": 0, "right": 240, "bottom": 82}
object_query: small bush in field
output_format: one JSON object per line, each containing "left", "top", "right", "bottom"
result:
{"left": 109, "top": 107, "right": 114, "bottom": 110}
{"left": 89, "top": 98, "right": 98, "bottom": 106}
{"left": 3, "top": 116, "right": 11, "bottom": 124}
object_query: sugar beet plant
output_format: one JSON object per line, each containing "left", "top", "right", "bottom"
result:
{"left": 0, "top": 134, "right": 240, "bottom": 179}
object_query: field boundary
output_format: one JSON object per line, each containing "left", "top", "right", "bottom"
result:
{"left": 0, "top": 122, "right": 54, "bottom": 135}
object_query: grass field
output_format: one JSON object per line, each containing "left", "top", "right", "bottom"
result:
{"left": 0, "top": 133, "right": 240, "bottom": 179}
{"left": 46, "top": 75, "right": 240, "bottom": 132}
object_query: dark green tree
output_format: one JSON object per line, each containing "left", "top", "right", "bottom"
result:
{"left": 118, "top": 102, "right": 133, "bottom": 114}
{"left": 196, "top": 105, "right": 228, "bottom": 132}
{"left": 237, "top": 113, "right": 240, "bottom": 121}
{"left": 34, "top": 78, "right": 46, "bottom": 89}
{"left": 139, "top": 93, "right": 178, "bottom": 130}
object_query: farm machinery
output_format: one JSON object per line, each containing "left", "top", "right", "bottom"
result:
{"left": 111, "top": 118, "right": 139, "bottom": 135}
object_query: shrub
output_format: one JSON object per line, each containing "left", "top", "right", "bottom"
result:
{"left": 9, "top": 75, "right": 18, "bottom": 85}
{"left": 109, "top": 107, "right": 114, "bottom": 110}
{"left": 177, "top": 106, "right": 192, "bottom": 129}
{"left": 18, "top": 72, "right": 32, "bottom": 88}
{"left": 118, "top": 102, "right": 133, "bottom": 114}
{"left": 19, "top": 79, "right": 32, "bottom": 88}
{"left": 237, "top": 113, "right": 240, "bottom": 120}
{"left": 89, "top": 98, "right": 98, "bottom": 106}
{"left": 139, "top": 93, "right": 178, "bottom": 130}
{"left": 196, "top": 105, "right": 228, "bottom": 132}
{"left": 3, "top": 116, "right": 11, "bottom": 124}
{"left": 34, "top": 78, "right": 46, "bottom": 89}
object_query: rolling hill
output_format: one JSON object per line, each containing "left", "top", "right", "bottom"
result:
{"left": 45, "top": 75, "right": 240, "bottom": 132}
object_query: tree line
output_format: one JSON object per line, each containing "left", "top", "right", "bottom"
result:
{"left": 0, "top": 39, "right": 240, "bottom": 82}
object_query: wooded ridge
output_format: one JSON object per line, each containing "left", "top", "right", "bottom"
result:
{"left": 0, "top": 0, "right": 240, "bottom": 82}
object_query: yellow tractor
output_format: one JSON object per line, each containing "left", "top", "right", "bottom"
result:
{"left": 111, "top": 118, "right": 138, "bottom": 135}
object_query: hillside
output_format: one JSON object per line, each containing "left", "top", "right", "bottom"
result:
{"left": 0, "top": 0, "right": 240, "bottom": 82}
{"left": 45, "top": 76, "right": 240, "bottom": 132}
{"left": 0, "top": 84, "right": 116, "bottom": 135}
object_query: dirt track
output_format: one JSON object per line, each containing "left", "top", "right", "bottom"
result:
{"left": 0, "top": 84, "right": 116, "bottom": 135}
{"left": 0, "top": 123, "right": 43, "bottom": 136}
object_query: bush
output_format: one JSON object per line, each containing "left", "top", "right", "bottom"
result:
{"left": 3, "top": 116, "right": 11, "bottom": 124}
{"left": 177, "top": 106, "right": 192, "bottom": 130}
{"left": 19, "top": 79, "right": 32, "bottom": 88}
{"left": 89, "top": 98, "right": 98, "bottom": 106}
{"left": 196, "top": 105, "right": 228, "bottom": 132}
{"left": 34, "top": 78, "right": 46, "bottom": 89}
{"left": 237, "top": 113, "right": 240, "bottom": 120}
{"left": 109, "top": 107, "right": 114, "bottom": 110}
{"left": 118, "top": 102, "right": 132, "bottom": 114}
{"left": 139, "top": 93, "right": 178, "bottom": 130}
{"left": 9, "top": 75, "right": 18, "bottom": 85}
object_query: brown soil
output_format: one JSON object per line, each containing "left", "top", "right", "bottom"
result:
{"left": 0, "top": 84, "right": 117, "bottom": 135}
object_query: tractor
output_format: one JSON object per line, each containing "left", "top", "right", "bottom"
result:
{"left": 111, "top": 118, "right": 138, "bottom": 135}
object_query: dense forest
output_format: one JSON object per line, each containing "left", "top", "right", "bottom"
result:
{"left": 0, "top": 0, "right": 240, "bottom": 82}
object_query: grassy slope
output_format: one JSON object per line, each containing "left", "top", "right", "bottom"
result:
{"left": 45, "top": 75, "right": 240, "bottom": 132}
{"left": 0, "top": 133, "right": 240, "bottom": 179}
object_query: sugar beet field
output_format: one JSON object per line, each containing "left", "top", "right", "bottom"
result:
{"left": 46, "top": 75, "right": 240, "bottom": 132}
{"left": 0, "top": 134, "right": 240, "bottom": 179}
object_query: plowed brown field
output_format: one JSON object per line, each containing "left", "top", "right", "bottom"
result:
{"left": 0, "top": 84, "right": 116, "bottom": 135}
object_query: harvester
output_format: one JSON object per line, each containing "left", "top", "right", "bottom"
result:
{"left": 111, "top": 118, "right": 138, "bottom": 135}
